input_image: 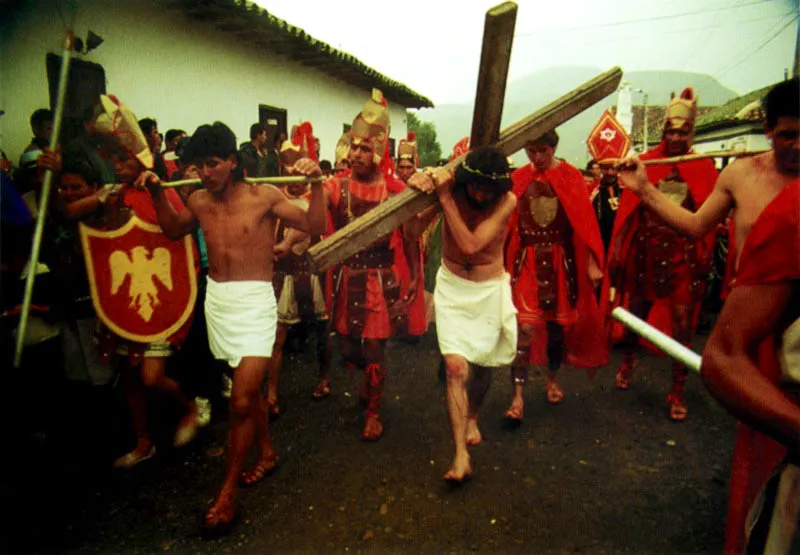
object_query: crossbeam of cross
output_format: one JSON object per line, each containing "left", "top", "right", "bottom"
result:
{"left": 307, "top": 15, "right": 623, "bottom": 273}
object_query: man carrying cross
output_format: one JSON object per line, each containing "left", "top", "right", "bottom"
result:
{"left": 409, "top": 146, "right": 518, "bottom": 482}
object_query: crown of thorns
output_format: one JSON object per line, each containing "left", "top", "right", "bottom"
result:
{"left": 459, "top": 160, "right": 509, "bottom": 181}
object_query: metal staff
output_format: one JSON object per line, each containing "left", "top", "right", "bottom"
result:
{"left": 611, "top": 307, "right": 701, "bottom": 373}
{"left": 14, "top": 32, "right": 74, "bottom": 368}
{"left": 161, "top": 176, "right": 325, "bottom": 188}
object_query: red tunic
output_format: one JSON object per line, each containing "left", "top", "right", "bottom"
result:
{"left": 505, "top": 162, "right": 608, "bottom": 368}
{"left": 325, "top": 174, "right": 407, "bottom": 339}
{"left": 603, "top": 142, "right": 718, "bottom": 345}
{"left": 720, "top": 178, "right": 800, "bottom": 555}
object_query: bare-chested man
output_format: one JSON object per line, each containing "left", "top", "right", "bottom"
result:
{"left": 622, "top": 76, "right": 799, "bottom": 554}
{"left": 136, "top": 122, "right": 325, "bottom": 534}
{"left": 409, "top": 146, "right": 518, "bottom": 482}
{"left": 618, "top": 77, "right": 798, "bottom": 284}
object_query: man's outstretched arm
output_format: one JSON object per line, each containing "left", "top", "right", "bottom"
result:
{"left": 701, "top": 282, "right": 800, "bottom": 452}
{"left": 136, "top": 170, "right": 198, "bottom": 240}
{"left": 619, "top": 156, "right": 733, "bottom": 239}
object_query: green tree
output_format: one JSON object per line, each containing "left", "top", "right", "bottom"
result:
{"left": 407, "top": 111, "right": 442, "bottom": 167}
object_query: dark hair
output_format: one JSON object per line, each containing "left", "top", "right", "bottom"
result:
{"left": 319, "top": 160, "right": 332, "bottom": 172}
{"left": 528, "top": 129, "right": 559, "bottom": 149}
{"left": 30, "top": 108, "right": 53, "bottom": 129}
{"left": 250, "top": 123, "right": 266, "bottom": 141}
{"left": 183, "top": 122, "right": 242, "bottom": 180}
{"left": 61, "top": 155, "right": 101, "bottom": 188}
{"left": 585, "top": 159, "right": 599, "bottom": 171}
{"left": 138, "top": 118, "right": 157, "bottom": 136}
{"left": 454, "top": 146, "right": 512, "bottom": 194}
{"left": 763, "top": 77, "right": 799, "bottom": 129}
{"left": 165, "top": 129, "right": 184, "bottom": 143}
{"left": 175, "top": 136, "right": 191, "bottom": 160}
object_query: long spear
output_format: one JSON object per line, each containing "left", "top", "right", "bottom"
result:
{"left": 611, "top": 307, "right": 701, "bottom": 373}
{"left": 14, "top": 31, "right": 74, "bottom": 368}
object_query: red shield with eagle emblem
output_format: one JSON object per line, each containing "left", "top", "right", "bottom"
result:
{"left": 79, "top": 216, "right": 197, "bottom": 343}
{"left": 587, "top": 109, "right": 631, "bottom": 162}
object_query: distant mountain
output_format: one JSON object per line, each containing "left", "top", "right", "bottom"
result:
{"left": 414, "top": 66, "right": 738, "bottom": 166}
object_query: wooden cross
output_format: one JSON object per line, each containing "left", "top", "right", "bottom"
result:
{"left": 307, "top": 2, "right": 623, "bottom": 273}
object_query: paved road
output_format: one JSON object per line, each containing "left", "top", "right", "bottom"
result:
{"left": 1, "top": 328, "right": 736, "bottom": 553}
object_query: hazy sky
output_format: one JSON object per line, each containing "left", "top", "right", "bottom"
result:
{"left": 252, "top": 0, "right": 798, "bottom": 105}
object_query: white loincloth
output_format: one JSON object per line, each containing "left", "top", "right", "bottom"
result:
{"left": 434, "top": 264, "right": 517, "bottom": 367}
{"left": 205, "top": 276, "right": 277, "bottom": 368}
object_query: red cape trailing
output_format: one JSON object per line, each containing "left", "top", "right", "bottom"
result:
{"left": 506, "top": 161, "right": 607, "bottom": 368}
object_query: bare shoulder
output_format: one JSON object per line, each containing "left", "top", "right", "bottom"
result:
{"left": 250, "top": 182, "right": 283, "bottom": 209}
{"left": 718, "top": 153, "right": 770, "bottom": 191}
{"left": 186, "top": 188, "right": 210, "bottom": 212}
{"left": 502, "top": 191, "right": 518, "bottom": 212}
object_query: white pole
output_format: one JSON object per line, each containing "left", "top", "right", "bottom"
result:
{"left": 611, "top": 307, "right": 702, "bottom": 373}
{"left": 14, "top": 32, "right": 74, "bottom": 368}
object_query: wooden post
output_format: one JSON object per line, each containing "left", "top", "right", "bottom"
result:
{"left": 14, "top": 32, "right": 74, "bottom": 367}
{"left": 307, "top": 66, "right": 623, "bottom": 273}
{"left": 470, "top": 2, "right": 517, "bottom": 147}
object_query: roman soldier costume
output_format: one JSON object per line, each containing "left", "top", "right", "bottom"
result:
{"left": 604, "top": 88, "right": 718, "bottom": 420}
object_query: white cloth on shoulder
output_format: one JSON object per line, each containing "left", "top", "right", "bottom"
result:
{"left": 205, "top": 276, "right": 277, "bottom": 368}
{"left": 434, "top": 264, "right": 517, "bottom": 367}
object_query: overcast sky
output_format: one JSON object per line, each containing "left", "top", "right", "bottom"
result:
{"left": 252, "top": 0, "right": 798, "bottom": 106}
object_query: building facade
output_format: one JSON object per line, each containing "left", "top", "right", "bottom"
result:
{"left": 0, "top": 0, "right": 433, "bottom": 164}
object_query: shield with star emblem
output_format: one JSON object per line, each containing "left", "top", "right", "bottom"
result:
{"left": 79, "top": 215, "right": 197, "bottom": 343}
{"left": 587, "top": 109, "right": 631, "bottom": 162}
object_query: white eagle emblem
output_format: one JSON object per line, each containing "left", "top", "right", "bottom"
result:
{"left": 109, "top": 246, "right": 173, "bottom": 322}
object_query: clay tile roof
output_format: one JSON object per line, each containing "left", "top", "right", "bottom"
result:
{"left": 167, "top": 0, "right": 434, "bottom": 108}
{"left": 694, "top": 83, "right": 778, "bottom": 132}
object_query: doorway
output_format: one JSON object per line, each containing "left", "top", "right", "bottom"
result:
{"left": 259, "top": 104, "right": 287, "bottom": 150}
{"left": 46, "top": 53, "right": 106, "bottom": 147}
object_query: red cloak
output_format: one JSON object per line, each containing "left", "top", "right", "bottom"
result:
{"left": 602, "top": 141, "right": 718, "bottom": 346}
{"left": 717, "top": 178, "right": 800, "bottom": 555}
{"left": 506, "top": 162, "right": 608, "bottom": 368}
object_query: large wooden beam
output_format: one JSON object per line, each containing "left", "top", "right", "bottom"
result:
{"left": 470, "top": 2, "right": 517, "bottom": 147}
{"left": 307, "top": 66, "right": 623, "bottom": 273}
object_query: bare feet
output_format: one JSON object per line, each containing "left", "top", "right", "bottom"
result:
{"left": 546, "top": 377, "right": 564, "bottom": 404}
{"left": 113, "top": 438, "right": 155, "bottom": 469}
{"left": 174, "top": 403, "right": 199, "bottom": 447}
{"left": 203, "top": 489, "right": 238, "bottom": 536}
{"left": 503, "top": 398, "right": 524, "bottom": 423}
{"left": 361, "top": 414, "right": 383, "bottom": 441}
{"left": 443, "top": 452, "right": 473, "bottom": 483}
{"left": 239, "top": 452, "right": 280, "bottom": 487}
{"left": 465, "top": 417, "right": 482, "bottom": 446}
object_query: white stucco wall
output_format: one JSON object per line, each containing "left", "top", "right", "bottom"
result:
{"left": 0, "top": 0, "right": 408, "bottom": 164}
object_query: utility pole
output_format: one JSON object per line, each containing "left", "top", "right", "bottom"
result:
{"left": 794, "top": 16, "right": 799, "bottom": 78}
{"left": 633, "top": 88, "right": 648, "bottom": 151}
